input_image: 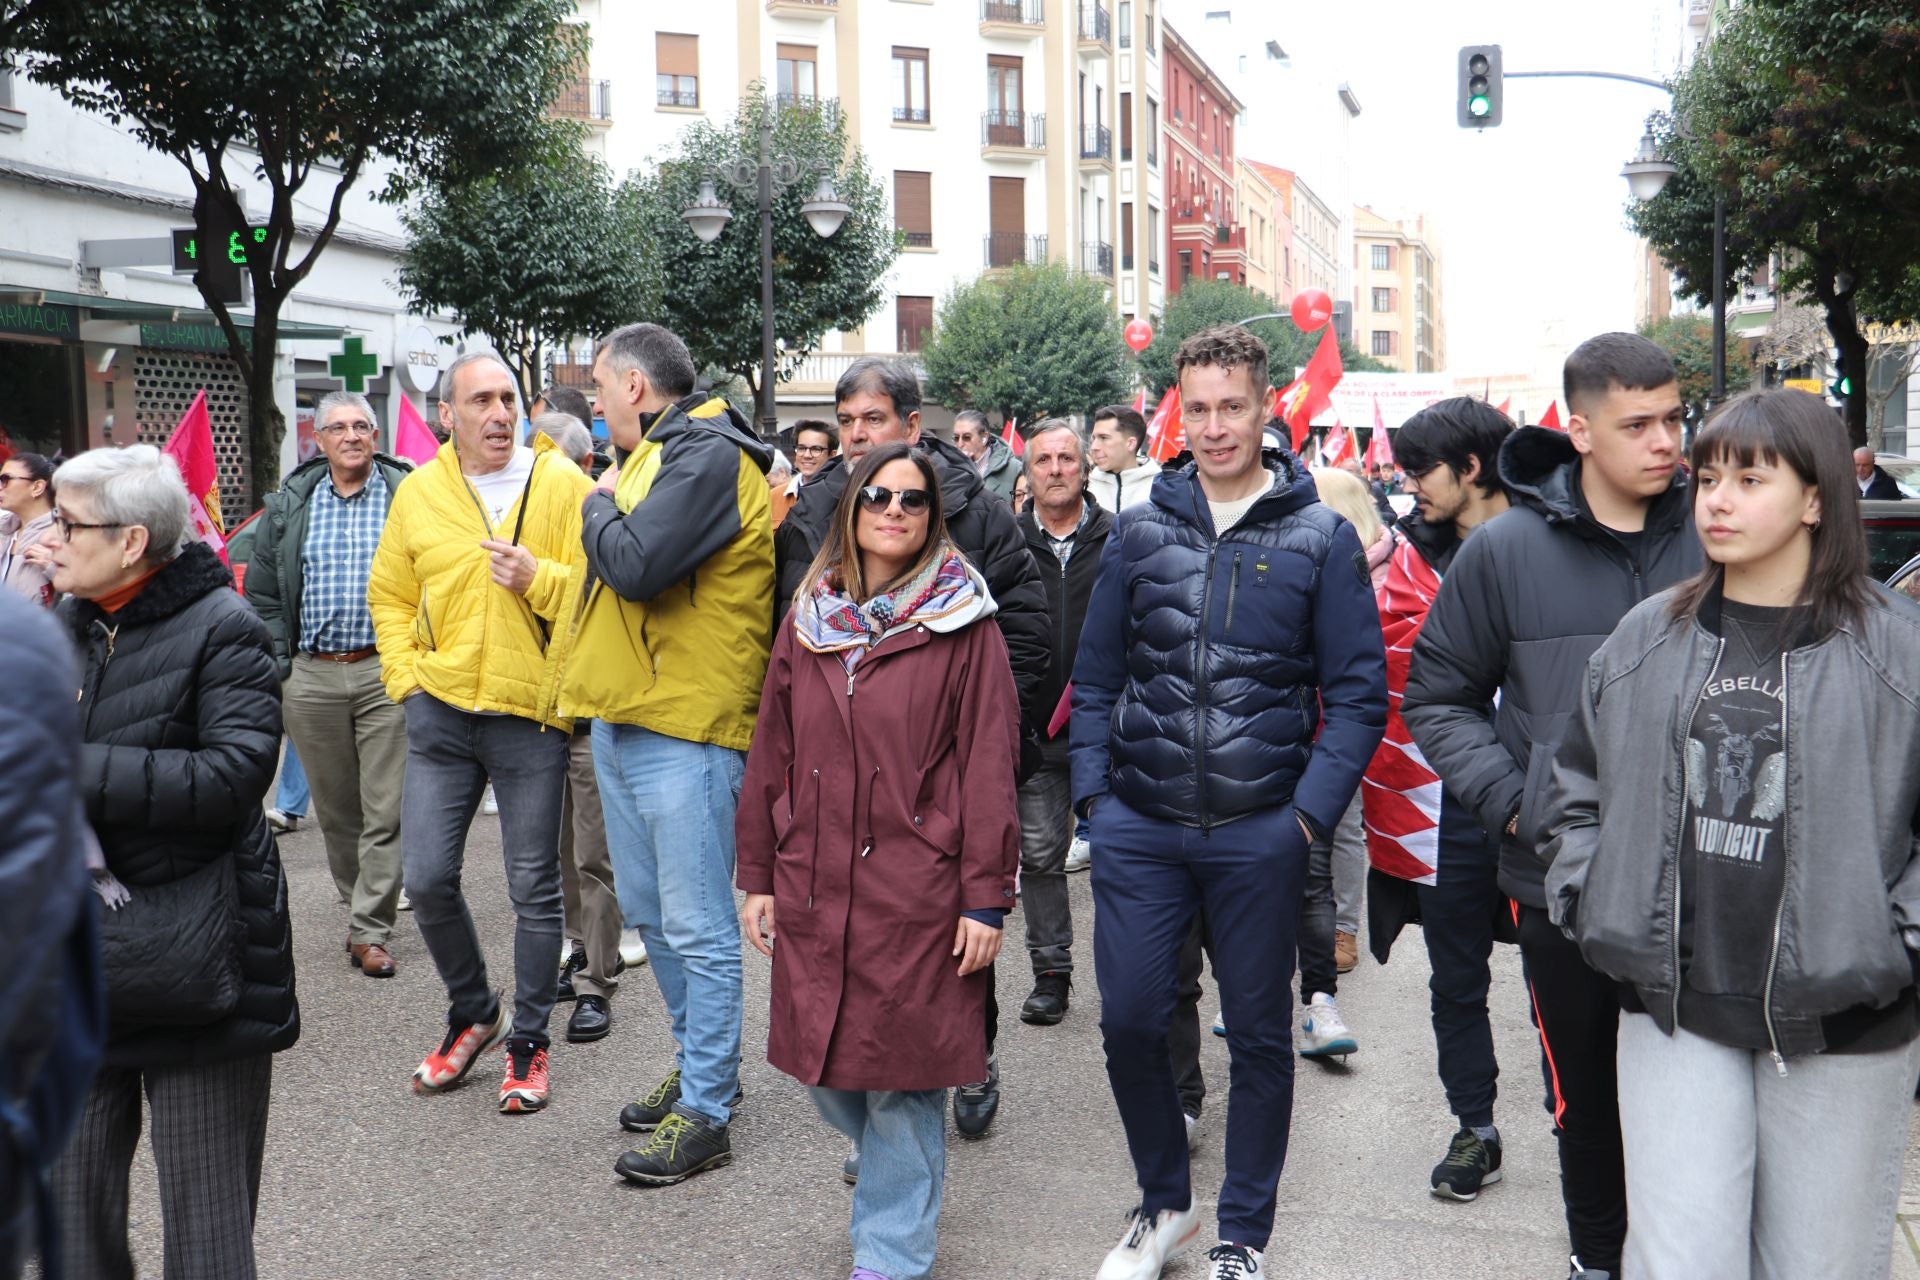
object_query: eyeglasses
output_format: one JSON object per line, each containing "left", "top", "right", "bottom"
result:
{"left": 0, "top": 473, "right": 29, "bottom": 487}
{"left": 55, "top": 515, "right": 122, "bottom": 541}
{"left": 794, "top": 444, "right": 830, "bottom": 455}
{"left": 318, "top": 420, "right": 377, "bottom": 437}
{"left": 857, "top": 485, "right": 931, "bottom": 515}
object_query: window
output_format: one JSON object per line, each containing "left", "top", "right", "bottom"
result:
{"left": 893, "top": 47, "right": 930, "bottom": 124}
{"left": 1118, "top": 0, "right": 1131, "bottom": 46}
{"left": 1179, "top": 249, "right": 1192, "bottom": 283}
{"left": 776, "top": 44, "right": 817, "bottom": 107}
{"left": 1121, "top": 201, "right": 1134, "bottom": 270}
{"left": 656, "top": 33, "right": 699, "bottom": 108}
{"left": 1145, "top": 0, "right": 1157, "bottom": 52}
{"left": 1372, "top": 330, "right": 1396, "bottom": 358}
{"left": 1371, "top": 287, "right": 1395, "bottom": 312}
{"left": 1148, "top": 207, "right": 1161, "bottom": 273}
{"left": 1146, "top": 99, "right": 1159, "bottom": 166}
{"left": 1371, "top": 244, "right": 1392, "bottom": 271}
{"left": 894, "top": 171, "right": 933, "bottom": 248}
{"left": 985, "top": 56, "right": 1025, "bottom": 144}
{"left": 1120, "top": 92, "right": 1132, "bottom": 161}
{"left": 897, "top": 296, "right": 935, "bottom": 353}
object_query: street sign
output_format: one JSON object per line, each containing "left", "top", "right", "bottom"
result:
{"left": 171, "top": 225, "right": 268, "bottom": 275}
{"left": 329, "top": 336, "right": 381, "bottom": 392}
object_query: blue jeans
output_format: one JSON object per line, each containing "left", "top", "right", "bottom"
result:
{"left": 810, "top": 1087, "right": 947, "bottom": 1280}
{"left": 592, "top": 722, "right": 745, "bottom": 1126}
{"left": 274, "top": 738, "right": 308, "bottom": 816}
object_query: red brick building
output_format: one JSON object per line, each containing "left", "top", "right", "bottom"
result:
{"left": 1162, "top": 22, "right": 1246, "bottom": 295}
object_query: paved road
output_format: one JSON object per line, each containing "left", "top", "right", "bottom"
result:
{"left": 119, "top": 809, "right": 1920, "bottom": 1279}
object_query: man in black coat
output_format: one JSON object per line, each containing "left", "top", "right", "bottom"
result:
{"left": 1855, "top": 447, "right": 1906, "bottom": 501}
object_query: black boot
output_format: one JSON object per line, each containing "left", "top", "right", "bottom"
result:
{"left": 1019, "top": 971, "right": 1072, "bottom": 1025}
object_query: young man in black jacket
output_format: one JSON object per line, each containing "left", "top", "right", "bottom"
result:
{"left": 1401, "top": 334, "right": 1701, "bottom": 1280}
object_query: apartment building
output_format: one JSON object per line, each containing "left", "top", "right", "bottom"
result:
{"left": 1161, "top": 21, "right": 1244, "bottom": 294}
{"left": 1236, "top": 158, "right": 1291, "bottom": 304}
{"left": 1353, "top": 205, "right": 1446, "bottom": 373}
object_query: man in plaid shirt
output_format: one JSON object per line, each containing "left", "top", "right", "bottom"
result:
{"left": 246, "top": 389, "right": 414, "bottom": 977}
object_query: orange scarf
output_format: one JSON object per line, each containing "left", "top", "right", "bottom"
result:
{"left": 94, "top": 566, "right": 161, "bottom": 614}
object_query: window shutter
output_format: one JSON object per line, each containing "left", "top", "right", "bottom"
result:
{"left": 895, "top": 172, "right": 933, "bottom": 242}
{"left": 656, "top": 33, "right": 698, "bottom": 78}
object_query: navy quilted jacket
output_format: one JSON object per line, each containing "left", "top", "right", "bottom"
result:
{"left": 1069, "top": 450, "right": 1388, "bottom": 831}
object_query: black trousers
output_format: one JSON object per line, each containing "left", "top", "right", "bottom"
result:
{"left": 1414, "top": 825, "right": 1503, "bottom": 1128}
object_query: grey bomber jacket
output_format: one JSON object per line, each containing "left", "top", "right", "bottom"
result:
{"left": 1543, "top": 581, "right": 1920, "bottom": 1061}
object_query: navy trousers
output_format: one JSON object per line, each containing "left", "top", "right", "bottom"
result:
{"left": 1091, "top": 795, "right": 1308, "bottom": 1251}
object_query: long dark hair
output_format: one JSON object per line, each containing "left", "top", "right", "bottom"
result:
{"left": 1667, "top": 389, "right": 1869, "bottom": 638}
{"left": 795, "top": 442, "right": 951, "bottom": 605}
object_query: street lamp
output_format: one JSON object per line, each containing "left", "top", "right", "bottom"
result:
{"left": 1622, "top": 122, "right": 1726, "bottom": 405}
{"left": 681, "top": 105, "right": 849, "bottom": 440}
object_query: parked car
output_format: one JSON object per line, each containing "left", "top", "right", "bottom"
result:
{"left": 1874, "top": 452, "right": 1920, "bottom": 499}
{"left": 1864, "top": 500, "right": 1920, "bottom": 587}
{"left": 224, "top": 507, "right": 266, "bottom": 593}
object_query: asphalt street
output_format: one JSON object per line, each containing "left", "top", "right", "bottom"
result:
{"left": 116, "top": 807, "right": 1920, "bottom": 1280}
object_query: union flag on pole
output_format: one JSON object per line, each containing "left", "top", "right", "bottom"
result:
{"left": 1364, "top": 397, "right": 1396, "bottom": 470}
{"left": 1538, "top": 400, "right": 1564, "bottom": 432}
{"left": 1145, "top": 386, "right": 1184, "bottom": 463}
{"left": 1322, "top": 423, "right": 1356, "bottom": 469}
{"left": 1275, "top": 327, "right": 1343, "bottom": 453}
{"left": 1002, "top": 417, "right": 1024, "bottom": 458}
{"left": 163, "top": 390, "right": 228, "bottom": 564}
{"left": 1131, "top": 387, "right": 1148, "bottom": 416}
{"left": 393, "top": 395, "right": 442, "bottom": 467}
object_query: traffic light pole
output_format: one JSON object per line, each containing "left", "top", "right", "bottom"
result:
{"left": 1503, "top": 70, "right": 1669, "bottom": 92}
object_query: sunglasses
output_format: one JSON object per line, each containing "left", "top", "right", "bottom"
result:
{"left": 857, "top": 485, "right": 931, "bottom": 515}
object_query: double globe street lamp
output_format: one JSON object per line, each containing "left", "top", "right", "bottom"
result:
{"left": 682, "top": 104, "right": 852, "bottom": 441}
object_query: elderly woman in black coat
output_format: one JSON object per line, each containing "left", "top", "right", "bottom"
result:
{"left": 43, "top": 444, "right": 296, "bottom": 1280}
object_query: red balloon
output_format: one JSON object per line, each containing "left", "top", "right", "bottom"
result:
{"left": 1124, "top": 318, "right": 1154, "bottom": 353}
{"left": 1290, "top": 289, "right": 1333, "bottom": 331}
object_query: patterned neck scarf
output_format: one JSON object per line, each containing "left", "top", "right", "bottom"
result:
{"left": 796, "top": 546, "right": 975, "bottom": 670}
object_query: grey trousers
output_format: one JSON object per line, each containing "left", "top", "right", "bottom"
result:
{"left": 51, "top": 1054, "right": 272, "bottom": 1280}
{"left": 282, "top": 653, "right": 406, "bottom": 945}
{"left": 1616, "top": 1011, "right": 1920, "bottom": 1280}
{"left": 1016, "top": 744, "right": 1074, "bottom": 975}
{"left": 560, "top": 727, "right": 623, "bottom": 1000}
{"left": 1329, "top": 792, "right": 1365, "bottom": 937}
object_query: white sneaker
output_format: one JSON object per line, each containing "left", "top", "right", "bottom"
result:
{"left": 1205, "top": 1242, "right": 1264, "bottom": 1278}
{"left": 1184, "top": 1111, "right": 1200, "bottom": 1151}
{"left": 397, "top": 890, "right": 412, "bottom": 912}
{"left": 481, "top": 784, "right": 499, "bottom": 816}
{"left": 265, "top": 808, "right": 300, "bottom": 832}
{"left": 1298, "top": 991, "right": 1358, "bottom": 1059}
{"left": 1064, "top": 836, "right": 1092, "bottom": 874}
{"left": 1095, "top": 1203, "right": 1202, "bottom": 1280}
{"left": 618, "top": 928, "right": 648, "bottom": 968}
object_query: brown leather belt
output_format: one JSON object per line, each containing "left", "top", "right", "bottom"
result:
{"left": 309, "top": 646, "right": 378, "bottom": 664}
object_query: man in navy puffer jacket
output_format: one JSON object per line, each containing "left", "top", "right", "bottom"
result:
{"left": 1071, "top": 325, "right": 1387, "bottom": 1280}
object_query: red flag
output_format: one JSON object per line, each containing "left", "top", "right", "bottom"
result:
{"left": 393, "top": 396, "right": 442, "bottom": 466}
{"left": 1132, "top": 387, "right": 1148, "bottom": 415}
{"left": 1275, "top": 327, "right": 1344, "bottom": 453}
{"left": 1539, "top": 400, "right": 1564, "bottom": 431}
{"left": 1002, "top": 417, "right": 1023, "bottom": 458}
{"left": 162, "top": 390, "right": 228, "bottom": 564}
{"left": 1495, "top": 397, "right": 1512, "bottom": 418}
{"left": 1323, "top": 423, "right": 1356, "bottom": 468}
{"left": 1364, "top": 402, "right": 1396, "bottom": 470}
{"left": 1145, "top": 386, "right": 1184, "bottom": 463}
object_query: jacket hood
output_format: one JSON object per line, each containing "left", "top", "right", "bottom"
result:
{"left": 65, "top": 540, "right": 231, "bottom": 638}
{"left": 1498, "top": 425, "right": 1690, "bottom": 536}
{"left": 1394, "top": 506, "right": 1461, "bottom": 571}
{"left": 919, "top": 435, "right": 993, "bottom": 512}
{"left": 1088, "top": 457, "right": 1161, "bottom": 496}
{"left": 792, "top": 548, "right": 998, "bottom": 656}
{"left": 647, "top": 394, "right": 774, "bottom": 476}
{"left": 1149, "top": 446, "right": 1318, "bottom": 531}
{"left": 979, "top": 432, "right": 1019, "bottom": 477}
{"left": 278, "top": 450, "right": 413, "bottom": 498}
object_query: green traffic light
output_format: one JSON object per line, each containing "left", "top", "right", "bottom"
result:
{"left": 1470, "top": 96, "right": 1490, "bottom": 118}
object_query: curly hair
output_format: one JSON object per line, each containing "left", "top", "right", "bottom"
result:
{"left": 1174, "top": 324, "right": 1270, "bottom": 397}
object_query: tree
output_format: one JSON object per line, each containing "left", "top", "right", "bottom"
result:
{"left": 1135, "top": 279, "right": 1386, "bottom": 397}
{"left": 919, "top": 262, "right": 1130, "bottom": 427}
{"left": 623, "top": 91, "right": 896, "bottom": 406}
{"left": 1638, "top": 313, "right": 1751, "bottom": 416}
{"left": 4, "top": 2, "right": 586, "bottom": 504}
{"left": 1628, "top": 0, "right": 1920, "bottom": 445}
{"left": 398, "top": 151, "right": 656, "bottom": 413}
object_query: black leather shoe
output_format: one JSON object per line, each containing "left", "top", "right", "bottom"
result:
{"left": 952, "top": 1052, "right": 1000, "bottom": 1138}
{"left": 566, "top": 994, "right": 611, "bottom": 1043}
{"left": 555, "top": 947, "right": 587, "bottom": 1003}
{"left": 1019, "top": 971, "right": 1071, "bottom": 1025}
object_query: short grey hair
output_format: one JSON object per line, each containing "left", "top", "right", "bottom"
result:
{"left": 535, "top": 412, "right": 593, "bottom": 465}
{"left": 835, "top": 356, "right": 922, "bottom": 418}
{"left": 53, "top": 444, "right": 191, "bottom": 562}
{"left": 596, "top": 323, "right": 696, "bottom": 399}
{"left": 1023, "top": 418, "right": 1091, "bottom": 481}
{"left": 314, "top": 390, "right": 376, "bottom": 441}
{"left": 439, "top": 350, "right": 515, "bottom": 404}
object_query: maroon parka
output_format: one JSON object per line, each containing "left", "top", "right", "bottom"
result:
{"left": 737, "top": 607, "right": 1020, "bottom": 1092}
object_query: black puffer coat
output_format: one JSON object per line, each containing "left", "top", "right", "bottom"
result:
{"left": 62, "top": 542, "right": 298, "bottom": 1068}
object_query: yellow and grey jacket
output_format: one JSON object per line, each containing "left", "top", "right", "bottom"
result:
{"left": 560, "top": 394, "right": 774, "bottom": 750}
{"left": 367, "top": 433, "right": 590, "bottom": 729}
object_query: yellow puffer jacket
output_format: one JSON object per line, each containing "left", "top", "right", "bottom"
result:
{"left": 368, "top": 433, "right": 590, "bottom": 729}
{"left": 561, "top": 395, "right": 774, "bottom": 750}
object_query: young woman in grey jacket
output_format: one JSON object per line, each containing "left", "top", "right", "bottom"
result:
{"left": 1543, "top": 388, "right": 1920, "bottom": 1280}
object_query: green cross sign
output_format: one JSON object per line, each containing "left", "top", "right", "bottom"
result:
{"left": 329, "top": 337, "right": 381, "bottom": 392}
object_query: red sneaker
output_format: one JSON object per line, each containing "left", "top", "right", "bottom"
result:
{"left": 412, "top": 1001, "right": 510, "bottom": 1094}
{"left": 500, "top": 1037, "right": 550, "bottom": 1114}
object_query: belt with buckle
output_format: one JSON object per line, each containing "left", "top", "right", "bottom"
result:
{"left": 310, "top": 646, "right": 378, "bottom": 664}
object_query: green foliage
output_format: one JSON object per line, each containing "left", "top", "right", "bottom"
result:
{"left": 3, "top": 0, "right": 585, "bottom": 503}
{"left": 1638, "top": 313, "right": 1751, "bottom": 411}
{"left": 919, "top": 261, "right": 1130, "bottom": 426}
{"left": 623, "top": 91, "right": 896, "bottom": 398}
{"left": 1135, "top": 280, "right": 1385, "bottom": 396}
{"left": 398, "top": 152, "right": 656, "bottom": 412}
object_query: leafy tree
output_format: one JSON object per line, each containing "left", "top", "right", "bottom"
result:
{"left": 3, "top": 2, "right": 585, "bottom": 505}
{"left": 1629, "top": 0, "right": 1920, "bottom": 445}
{"left": 624, "top": 91, "right": 896, "bottom": 411}
{"left": 398, "top": 151, "right": 655, "bottom": 414}
{"left": 919, "top": 261, "right": 1130, "bottom": 427}
{"left": 1136, "top": 279, "right": 1386, "bottom": 397}
{"left": 1638, "top": 313, "right": 1750, "bottom": 417}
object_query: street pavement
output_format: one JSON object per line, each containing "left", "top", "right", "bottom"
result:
{"left": 119, "top": 808, "right": 1920, "bottom": 1279}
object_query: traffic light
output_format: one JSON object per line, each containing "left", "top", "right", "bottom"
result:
{"left": 1830, "top": 349, "right": 1851, "bottom": 402}
{"left": 1457, "top": 45, "right": 1503, "bottom": 129}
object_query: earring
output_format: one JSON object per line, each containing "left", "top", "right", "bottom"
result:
{"left": 121, "top": 558, "right": 132, "bottom": 568}
{"left": 1806, "top": 520, "right": 1821, "bottom": 533}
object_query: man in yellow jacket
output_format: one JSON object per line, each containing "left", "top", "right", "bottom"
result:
{"left": 368, "top": 351, "right": 589, "bottom": 1115}
{"left": 562, "top": 323, "right": 774, "bottom": 1186}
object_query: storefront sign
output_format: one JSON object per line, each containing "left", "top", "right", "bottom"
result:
{"left": 399, "top": 323, "right": 442, "bottom": 393}
{"left": 0, "top": 302, "right": 80, "bottom": 341}
{"left": 139, "top": 321, "right": 251, "bottom": 354}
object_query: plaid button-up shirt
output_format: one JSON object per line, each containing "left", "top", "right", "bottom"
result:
{"left": 298, "top": 467, "right": 390, "bottom": 653}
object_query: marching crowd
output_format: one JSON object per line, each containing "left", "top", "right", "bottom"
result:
{"left": 4, "top": 318, "right": 1920, "bottom": 1280}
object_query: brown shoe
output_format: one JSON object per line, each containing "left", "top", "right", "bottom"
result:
{"left": 1334, "top": 930, "right": 1359, "bottom": 974}
{"left": 350, "top": 942, "right": 396, "bottom": 977}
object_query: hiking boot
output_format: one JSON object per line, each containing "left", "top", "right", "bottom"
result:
{"left": 1297, "top": 992, "right": 1358, "bottom": 1059}
{"left": 1020, "top": 972, "right": 1071, "bottom": 1025}
{"left": 1095, "top": 1203, "right": 1202, "bottom": 1280}
{"left": 1064, "top": 836, "right": 1092, "bottom": 873}
{"left": 618, "top": 1068, "right": 743, "bottom": 1133}
{"left": 1205, "top": 1242, "right": 1264, "bottom": 1278}
{"left": 555, "top": 945, "right": 587, "bottom": 1003}
{"left": 1334, "top": 929, "right": 1359, "bottom": 973}
{"left": 412, "top": 999, "right": 510, "bottom": 1093}
{"left": 1430, "top": 1126, "right": 1503, "bottom": 1202}
{"left": 952, "top": 1052, "right": 999, "bottom": 1138}
{"left": 499, "top": 1035, "right": 550, "bottom": 1113}
{"left": 615, "top": 1109, "right": 731, "bottom": 1186}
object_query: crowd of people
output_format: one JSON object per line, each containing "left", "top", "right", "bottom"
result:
{"left": 5, "top": 318, "right": 1920, "bottom": 1280}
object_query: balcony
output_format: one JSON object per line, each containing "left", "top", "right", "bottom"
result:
{"left": 900, "top": 229, "right": 933, "bottom": 248}
{"left": 892, "top": 104, "right": 931, "bottom": 125}
{"left": 1079, "top": 2, "right": 1111, "bottom": 47}
{"left": 767, "top": 0, "right": 837, "bottom": 15}
{"left": 984, "top": 232, "right": 1047, "bottom": 269}
{"left": 656, "top": 87, "right": 699, "bottom": 109}
{"left": 981, "top": 110, "right": 1046, "bottom": 154}
{"left": 778, "top": 93, "right": 836, "bottom": 114}
{"left": 554, "top": 77, "right": 613, "bottom": 124}
{"left": 1079, "top": 122, "right": 1112, "bottom": 163}
{"left": 1214, "top": 224, "right": 1247, "bottom": 254}
{"left": 1080, "top": 240, "right": 1114, "bottom": 277}
{"left": 980, "top": 0, "right": 1044, "bottom": 30}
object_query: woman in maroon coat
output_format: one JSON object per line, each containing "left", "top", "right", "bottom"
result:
{"left": 738, "top": 441, "right": 1020, "bottom": 1280}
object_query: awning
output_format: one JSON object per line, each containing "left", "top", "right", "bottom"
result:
{"left": 0, "top": 284, "right": 349, "bottom": 338}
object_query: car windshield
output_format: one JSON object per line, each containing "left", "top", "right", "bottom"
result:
{"left": 1867, "top": 519, "right": 1920, "bottom": 582}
